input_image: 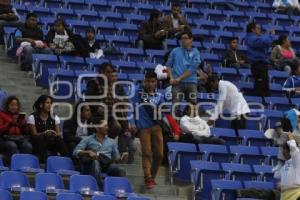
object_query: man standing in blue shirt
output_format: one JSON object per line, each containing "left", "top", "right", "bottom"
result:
{"left": 73, "top": 118, "right": 125, "bottom": 187}
{"left": 166, "top": 31, "right": 201, "bottom": 109}
{"left": 246, "top": 22, "right": 276, "bottom": 97}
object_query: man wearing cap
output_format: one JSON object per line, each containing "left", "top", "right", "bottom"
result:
{"left": 73, "top": 119, "right": 125, "bottom": 187}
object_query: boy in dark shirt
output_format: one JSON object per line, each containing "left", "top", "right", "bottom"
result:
{"left": 82, "top": 27, "right": 103, "bottom": 58}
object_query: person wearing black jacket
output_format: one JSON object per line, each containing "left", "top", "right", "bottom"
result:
{"left": 15, "top": 13, "right": 52, "bottom": 71}
{"left": 81, "top": 27, "right": 103, "bottom": 58}
{"left": 63, "top": 103, "right": 94, "bottom": 153}
{"left": 0, "top": 0, "right": 21, "bottom": 45}
{"left": 222, "top": 37, "right": 248, "bottom": 68}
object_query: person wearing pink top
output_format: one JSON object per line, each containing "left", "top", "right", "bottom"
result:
{"left": 271, "top": 35, "right": 298, "bottom": 74}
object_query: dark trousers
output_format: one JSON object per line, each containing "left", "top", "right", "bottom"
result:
{"left": 231, "top": 114, "right": 247, "bottom": 131}
{"left": 251, "top": 61, "right": 270, "bottom": 97}
{"left": 31, "top": 134, "right": 69, "bottom": 163}
{"left": 118, "top": 134, "right": 135, "bottom": 164}
{"left": 79, "top": 158, "right": 125, "bottom": 188}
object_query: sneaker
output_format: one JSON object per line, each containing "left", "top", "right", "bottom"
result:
{"left": 145, "top": 178, "right": 155, "bottom": 189}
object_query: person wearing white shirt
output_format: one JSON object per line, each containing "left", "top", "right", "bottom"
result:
{"left": 274, "top": 132, "right": 300, "bottom": 200}
{"left": 206, "top": 75, "right": 250, "bottom": 131}
{"left": 180, "top": 104, "right": 225, "bottom": 145}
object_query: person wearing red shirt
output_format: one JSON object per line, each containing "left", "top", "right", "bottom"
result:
{"left": 0, "top": 96, "right": 32, "bottom": 160}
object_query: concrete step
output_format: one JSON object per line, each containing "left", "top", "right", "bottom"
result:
{"left": 134, "top": 185, "right": 192, "bottom": 198}
{"left": 143, "top": 195, "right": 188, "bottom": 200}
{"left": 127, "top": 174, "right": 167, "bottom": 186}
{"left": 119, "top": 164, "right": 168, "bottom": 177}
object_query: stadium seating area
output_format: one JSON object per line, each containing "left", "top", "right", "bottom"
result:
{"left": 2, "top": 0, "right": 300, "bottom": 199}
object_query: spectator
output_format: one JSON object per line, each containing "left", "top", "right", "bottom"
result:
{"left": 73, "top": 119, "right": 125, "bottom": 187}
{"left": 0, "top": 0, "right": 21, "bottom": 46}
{"left": 138, "top": 9, "right": 167, "bottom": 50}
{"left": 180, "top": 104, "right": 225, "bottom": 145}
{"left": 46, "top": 18, "right": 76, "bottom": 55}
{"left": 15, "top": 13, "right": 52, "bottom": 71}
{"left": 130, "top": 71, "right": 164, "bottom": 189}
{"left": 206, "top": 75, "right": 250, "bottom": 131}
{"left": 274, "top": 133, "right": 300, "bottom": 199}
{"left": 63, "top": 103, "right": 94, "bottom": 153}
{"left": 28, "top": 95, "right": 68, "bottom": 163}
{"left": 0, "top": 96, "right": 32, "bottom": 160}
{"left": 166, "top": 31, "right": 201, "bottom": 112}
{"left": 222, "top": 37, "right": 248, "bottom": 68}
{"left": 82, "top": 26, "right": 103, "bottom": 58}
{"left": 271, "top": 35, "right": 297, "bottom": 74}
{"left": 282, "top": 59, "right": 300, "bottom": 97}
{"left": 273, "top": 0, "right": 300, "bottom": 13}
{"left": 245, "top": 22, "right": 276, "bottom": 97}
{"left": 162, "top": 3, "right": 191, "bottom": 39}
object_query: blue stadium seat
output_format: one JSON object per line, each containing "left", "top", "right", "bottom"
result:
{"left": 230, "top": 146, "right": 264, "bottom": 165}
{"left": 145, "top": 49, "right": 167, "bottom": 64}
{"left": 253, "top": 165, "right": 274, "bottom": 182}
{"left": 105, "top": 35, "right": 131, "bottom": 48}
{"left": 98, "top": 11, "right": 125, "bottom": 23}
{"left": 0, "top": 189, "right": 12, "bottom": 200}
{"left": 182, "top": 7, "right": 203, "bottom": 20}
{"left": 86, "top": 0, "right": 111, "bottom": 12}
{"left": 221, "top": 163, "right": 257, "bottom": 181}
{"left": 269, "top": 70, "right": 289, "bottom": 85}
{"left": 104, "top": 177, "right": 134, "bottom": 197}
{"left": 60, "top": 56, "right": 88, "bottom": 71}
{"left": 35, "top": 173, "right": 66, "bottom": 193}
{"left": 65, "top": 19, "right": 89, "bottom": 34}
{"left": 243, "top": 181, "right": 274, "bottom": 190}
{"left": 115, "top": 23, "right": 138, "bottom": 37}
{"left": 260, "top": 147, "right": 279, "bottom": 166}
{"left": 56, "top": 192, "right": 83, "bottom": 200}
{"left": 121, "top": 48, "right": 146, "bottom": 62}
{"left": 44, "top": 0, "right": 64, "bottom": 8}
{"left": 93, "top": 22, "right": 117, "bottom": 35}
{"left": 39, "top": 17, "right": 56, "bottom": 30}
{"left": 127, "top": 197, "right": 150, "bottom": 200}
{"left": 198, "top": 144, "right": 233, "bottom": 162}
{"left": 27, "top": 6, "right": 52, "bottom": 18}
{"left": 85, "top": 58, "right": 109, "bottom": 71}
{"left": 190, "top": 160, "right": 225, "bottom": 200}
{"left": 210, "top": 128, "right": 240, "bottom": 145}
{"left": 11, "top": 154, "right": 44, "bottom": 173}
{"left": 20, "top": 191, "right": 48, "bottom": 200}
{"left": 92, "top": 195, "right": 116, "bottom": 200}
{"left": 111, "top": 60, "right": 139, "bottom": 73}
{"left": 269, "top": 83, "right": 284, "bottom": 97}
{"left": 136, "top": 62, "right": 156, "bottom": 72}
{"left": 132, "top": 3, "right": 154, "bottom": 15}
{"left": 167, "top": 142, "right": 201, "bottom": 183}
{"left": 211, "top": 180, "right": 242, "bottom": 200}
{"left": 264, "top": 97, "right": 293, "bottom": 111}
{"left": 51, "top": 8, "right": 77, "bottom": 20}
{"left": 213, "top": 67, "right": 240, "bottom": 81}
{"left": 70, "top": 175, "right": 101, "bottom": 196}
{"left": 263, "top": 110, "right": 284, "bottom": 129}
{"left": 76, "top": 10, "right": 98, "bottom": 22}
{"left": 47, "top": 156, "right": 79, "bottom": 176}
{"left": 65, "top": 0, "right": 88, "bottom": 10}
{"left": 111, "top": 2, "right": 134, "bottom": 14}
{"left": 128, "top": 73, "right": 144, "bottom": 84}
{"left": 0, "top": 171, "right": 31, "bottom": 191}
{"left": 238, "top": 130, "right": 271, "bottom": 147}
{"left": 0, "top": 90, "right": 7, "bottom": 111}
{"left": 123, "top": 14, "right": 146, "bottom": 25}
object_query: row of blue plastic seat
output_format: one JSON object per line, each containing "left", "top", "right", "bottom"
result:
{"left": 0, "top": 190, "right": 148, "bottom": 200}
{"left": 190, "top": 160, "right": 275, "bottom": 199}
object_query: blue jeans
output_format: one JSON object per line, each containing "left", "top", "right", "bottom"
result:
{"left": 2, "top": 139, "right": 32, "bottom": 157}
{"left": 22, "top": 46, "right": 52, "bottom": 70}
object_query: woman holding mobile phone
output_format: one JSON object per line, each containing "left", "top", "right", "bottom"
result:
{"left": 0, "top": 96, "right": 32, "bottom": 162}
{"left": 28, "top": 95, "right": 68, "bottom": 163}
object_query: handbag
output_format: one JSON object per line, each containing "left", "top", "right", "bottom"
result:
{"left": 97, "top": 153, "right": 113, "bottom": 169}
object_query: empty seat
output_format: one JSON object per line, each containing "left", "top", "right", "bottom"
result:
{"left": 211, "top": 180, "right": 242, "bottom": 200}
{"left": 11, "top": 154, "right": 44, "bottom": 173}
{"left": 167, "top": 142, "right": 201, "bottom": 183}
{"left": 230, "top": 146, "right": 264, "bottom": 165}
{"left": 0, "top": 171, "right": 31, "bottom": 191}
{"left": 221, "top": 163, "right": 257, "bottom": 181}
{"left": 56, "top": 192, "right": 83, "bottom": 200}
{"left": 238, "top": 130, "right": 271, "bottom": 146}
{"left": 104, "top": 177, "right": 134, "bottom": 197}
{"left": 35, "top": 173, "right": 66, "bottom": 193}
{"left": 199, "top": 144, "right": 233, "bottom": 162}
{"left": 20, "top": 191, "right": 48, "bottom": 200}
{"left": 51, "top": 8, "right": 77, "bottom": 20}
{"left": 127, "top": 197, "right": 150, "bottom": 200}
{"left": 264, "top": 97, "right": 293, "bottom": 111}
{"left": 253, "top": 165, "right": 274, "bottom": 182}
{"left": 0, "top": 189, "right": 12, "bottom": 200}
{"left": 190, "top": 160, "right": 225, "bottom": 200}
{"left": 69, "top": 175, "right": 101, "bottom": 196}
{"left": 92, "top": 195, "right": 116, "bottom": 200}
{"left": 261, "top": 147, "right": 279, "bottom": 166}
{"left": 243, "top": 181, "right": 274, "bottom": 190}
{"left": 65, "top": 0, "right": 88, "bottom": 10}
{"left": 47, "top": 156, "right": 79, "bottom": 176}
{"left": 210, "top": 128, "right": 240, "bottom": 145}
{"left": 60, "top": 56, "right": 88, "bottom": 71}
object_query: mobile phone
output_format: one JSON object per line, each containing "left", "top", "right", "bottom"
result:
{"left": 17, "top": 112, "right": 26, "bottom": 122}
